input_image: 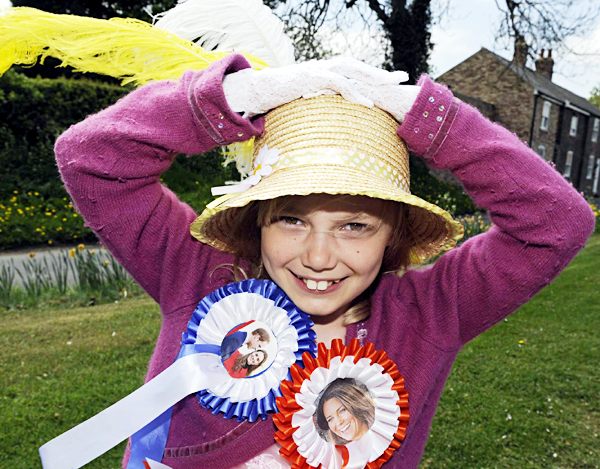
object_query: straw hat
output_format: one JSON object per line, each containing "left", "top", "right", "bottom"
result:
{"left": 190, "top": 95, "right": 464, "bottom": 263}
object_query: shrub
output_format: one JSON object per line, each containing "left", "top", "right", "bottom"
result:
{"left": 409, "top": 156, "right": 476, "bottom": 216}
{"left": 0, "top": 70, "right": 130, "bottom": 199}
{"left": 0, "top": 191, "right": 95, "bottom": 249}
{"left": 0, "top": 71, "right": 240, "bottom": 249}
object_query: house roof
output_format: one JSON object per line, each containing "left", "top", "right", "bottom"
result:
{"left": 485, "top": 48, "right": 600, "bottom": 117}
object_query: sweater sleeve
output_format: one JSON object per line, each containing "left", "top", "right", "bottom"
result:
{"left": 395, "top": 76, "right": 595, "bottom": 347}
{"left": 54, "top": 54, "right": 264, "bottom": 312}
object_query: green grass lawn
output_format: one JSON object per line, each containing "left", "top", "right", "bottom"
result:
{"left": 1, "top": 236, "right": 599, "bottom": 468}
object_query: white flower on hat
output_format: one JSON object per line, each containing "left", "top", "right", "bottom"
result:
{"left": 211, "top": 145, "right": 280, "bottom": 196}
{"left": 245, "top": 145, "right": 280, "bottom": 186}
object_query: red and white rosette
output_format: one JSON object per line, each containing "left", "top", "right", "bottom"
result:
{"left": 274, "top": 339, "right": 409, "bottom": 469}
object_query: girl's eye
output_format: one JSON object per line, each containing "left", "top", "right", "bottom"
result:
{"left": 343, "top": 223, "right": 368, "bottom": 232}
{"left": 340, "top": 222, "right": 376, "bottom": 238}
{"left": 339, "top": 406, "right": 347, "bottom": 414}
{"left": 275, "top": 216, "right": 304, "bottom": 226}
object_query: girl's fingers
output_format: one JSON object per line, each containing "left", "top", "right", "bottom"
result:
{"left": 308, "top": 57, "right": 409, "bottom": 86}
{"left": 223, "top": 66, "right": 375, "bottom": 116}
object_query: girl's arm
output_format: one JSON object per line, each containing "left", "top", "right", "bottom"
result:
{"left": 396, "top": 76, "right": 595, "bottom": 347}
{"left": 54, "top": 55, "right": 263, "bottom": 312}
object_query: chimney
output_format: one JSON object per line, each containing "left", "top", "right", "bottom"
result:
{"left": 513, "top": 35, "right": 528, "bottom": 67}
{"left": 535, "top": 49, "right": 554, "bottom": 80}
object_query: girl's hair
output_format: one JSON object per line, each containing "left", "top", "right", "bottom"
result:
{"left": 314, "top": 378, "right": 375, "bottom": 445}
{"left": 232, "top": 349, "right": 268, "bottom": 377}
{"left": 215, "top": 195, "right": 417, "bottom": 326}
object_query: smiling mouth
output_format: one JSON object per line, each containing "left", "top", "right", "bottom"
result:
{"left": 293, "top": 274, "right": 344, "bottom": 291}
{"left": 339, "top": 422, "right": 351, "bottom": 435}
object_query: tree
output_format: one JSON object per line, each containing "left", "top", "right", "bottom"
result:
{"left": 493, "top": 0, "right": 600, "bottom": 63}
{"left": 10, "top": 0, "right": 176, "bottom": 22}
{"left": 591, "top": 86, "right": 600, "bottom": 108}
{"left": 279, "top": 0, "right": 434, "bottom": 83}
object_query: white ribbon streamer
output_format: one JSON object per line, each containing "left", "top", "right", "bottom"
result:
{"left": 145, "top": 459, "right": 174, "bottom": 469}
{"left": 39, "top": 353, "right": 229, "bottom": 469}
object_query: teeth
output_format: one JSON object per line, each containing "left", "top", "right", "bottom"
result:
{"left": 301, "top": 278, "right": 342, "bottom": 290}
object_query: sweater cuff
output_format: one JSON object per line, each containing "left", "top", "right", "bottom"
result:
{"left": 187, "top": 54, "right": 265, "bottom": 146}
{"left": 397, "top": 75, "right": 458, "bottom": 166}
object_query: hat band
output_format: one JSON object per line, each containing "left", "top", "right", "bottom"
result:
{"left": 271, "top": 147, "right": 409, "bottom": 192}
{"left": 211, "top": 146, "right": 410, "bottom": 196}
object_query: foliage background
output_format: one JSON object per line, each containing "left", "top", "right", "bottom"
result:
{"left": 0, "top": 69, "right": 475, "bottom": 250}
{"left": 0, "top": 70, "right": 242, "bottom": 249}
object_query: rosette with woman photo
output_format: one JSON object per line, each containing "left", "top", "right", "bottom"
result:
{"left": 275, "top": 339, "right": 409, "bottom": 469}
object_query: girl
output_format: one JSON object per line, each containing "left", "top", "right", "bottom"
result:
{"left": 54, "top": 54, "right": 595, "bottom": 469}
{"left": 223, "top": 349, "right": 268, "bottom": 379}
{"left": 315, "top": 378, "right": 375, "bottom": 445}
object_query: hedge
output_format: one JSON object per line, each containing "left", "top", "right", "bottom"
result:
{"left": 0, "top": 70, "right": 128, "bottom": 198}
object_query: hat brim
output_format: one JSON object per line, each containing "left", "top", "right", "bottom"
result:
{"left": 190, "top": 164, "right": 464, "bottom": 264}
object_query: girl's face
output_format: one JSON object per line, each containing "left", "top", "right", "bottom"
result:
{"left": 261, "top": 194, "right": 392, "bottom": 322}
{"left": 247, "top": 351, "right": 265, "bottom": 366}
{"left": 323, "top": 397, "right": 364, "bottom": 442}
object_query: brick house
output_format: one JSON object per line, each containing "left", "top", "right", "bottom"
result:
{"left": 437, "top": 47, "right": 600, "bottom": 198}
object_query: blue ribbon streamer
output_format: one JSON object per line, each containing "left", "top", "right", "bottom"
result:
{"left": 127, "top": 343, "right": 221, "bottom": 468}
{"left": 127, "top": 279, "right": 316, "bottom": 468}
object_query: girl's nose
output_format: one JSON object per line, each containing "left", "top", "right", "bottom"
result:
{"left": 301, "top": 231, "right": 337, "bottom": 271}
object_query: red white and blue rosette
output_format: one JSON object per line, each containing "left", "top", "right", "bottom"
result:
{"left": 38, "top": 279, "right": 316, "bottom": 469}
{"left": 183, "top": 279, "right": 317, "bottom": 421}
{"left": 274, "top": 339, "right": 409, "bottom": 469}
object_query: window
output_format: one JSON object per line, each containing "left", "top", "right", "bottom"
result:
{"left": 564, "top": 151, "right": 573, "bottom": 177}
{"left": 569, "top": 115, "right": 579, "bottom": 137}
{"left": 592, "top": 118, "right": 600, "bottom": 142}
{"left": 537, "top": 145, "right": 546, "bottom": 159}
{"left": 540, "top": 101, "right": 551, "bottom": 131}
{"left": 587, "top": 155, "right": 595, "bottom": 179}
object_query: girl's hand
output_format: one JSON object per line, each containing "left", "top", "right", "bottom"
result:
{"left": 347, "top": 81, "right": 421, "bottom": 123}
{"left": 223, "top": 57, "right": 418, "bottom": 121}
{"left": 223, "top": 60, "right": 375, "bottom": 118}
{"left": 311, "top": 58, "right": 418, "bottom": 122}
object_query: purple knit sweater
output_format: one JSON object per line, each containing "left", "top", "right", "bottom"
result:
{"left": 54, "top": 55, "right": 595, "bottom": 469}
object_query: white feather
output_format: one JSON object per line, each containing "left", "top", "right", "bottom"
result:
{"left": 153, "top": 0, "right": 295, "bottom": 68}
